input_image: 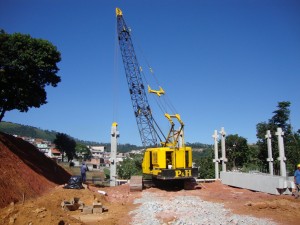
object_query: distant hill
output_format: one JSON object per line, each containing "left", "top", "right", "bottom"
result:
{"left": 0, "top": 121, "right": 58, "bottom": 141}
{"left": 0, "top": 121, "right": 210, "bottom": 153}
{"left": 186, "top": 142, "right": 213, "bottom": 150}
{"left": 0, "top": 121, "right": 99, "bottom": 145}
{"left": 0, "top": 121, "right": 143, "bottom": 152}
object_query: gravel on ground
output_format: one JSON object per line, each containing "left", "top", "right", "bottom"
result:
{"left": 130, "top": 190, "right": 277, "bottom": 225}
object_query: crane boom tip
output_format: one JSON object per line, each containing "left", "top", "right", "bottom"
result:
{"left": 116, "top": 8, "right": 123, "bottom": 16}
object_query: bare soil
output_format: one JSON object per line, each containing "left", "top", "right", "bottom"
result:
{"left": 0, "top": 132, "right": 70, "bottom": 208}
{"left": 1, "top": 132, "right": 300, "bottom": 225}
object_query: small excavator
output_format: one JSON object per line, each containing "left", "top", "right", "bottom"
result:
{"left": 116, "top": 8, "right": 198, "bottom": 190}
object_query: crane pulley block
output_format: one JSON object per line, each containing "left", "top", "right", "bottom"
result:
{"left": 148, "top": 85, "right": 165, "bottom": 97}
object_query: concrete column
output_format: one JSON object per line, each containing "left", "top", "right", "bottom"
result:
{"left": 275, "top": 127, "right": 287, "bottom": 177}
{"left": 212, "top": 130, "right": 220, "bottom": 179}
{"left": 219, "top": 127, "right": 227, "bottom": 172}
{"left": 110, "top": 122, "right": 119, "bottom": 186}
{"left": 265, "top": 130, "right": 274, "bottom": 176}
{"left": 178, "top": 127, "right": 183, "bottom": 148}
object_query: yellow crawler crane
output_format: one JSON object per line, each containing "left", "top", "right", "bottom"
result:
{"left": 142, "top": 114, "right": 198, "bottom": 189}
{"left": 116, "top": 8, "right": 198, "bottom": 190}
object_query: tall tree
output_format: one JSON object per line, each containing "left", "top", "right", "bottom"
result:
{"left": 256, "top": 101, "right": 299, "bottom": 175}
{"left": 224, "top": 134, "right": 250, "bottom": 170}
{"left": 53, "top": 133, "right": 76, "bottom": 162}
{"left": 0, "top": 30, "right": 61, "bottom": 122}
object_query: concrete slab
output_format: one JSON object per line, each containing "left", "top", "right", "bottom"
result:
{"left": 220, "top": 171, "right": 294, "bottom": 195}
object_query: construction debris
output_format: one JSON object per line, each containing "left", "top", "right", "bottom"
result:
{"left": 92, "top": 202, "right": 103, "bottom": 214}
{"left": 129, "top": 176, "right": 143, "bottom": 191}
{"left": 98, "top": 190, "right": 107, "bottom": 195}
{"left": 61, "top": 197, "right": 106, "bottom": 214}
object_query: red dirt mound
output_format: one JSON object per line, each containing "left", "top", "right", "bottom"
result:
{"left": 0, "top": 132, "right": 71, "bottom": 208}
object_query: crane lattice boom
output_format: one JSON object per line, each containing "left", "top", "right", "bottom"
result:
{"left": 116, "top": 8, "right": 159, "bottom": 147}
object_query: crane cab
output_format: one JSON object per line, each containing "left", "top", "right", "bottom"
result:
{"left": 142, "top": 146, "right": 198, "bottom": 180}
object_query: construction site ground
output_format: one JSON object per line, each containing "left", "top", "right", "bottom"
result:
{"left": 1, "top": 132, "right": 300, "bottom": 225}
{"left": 1, "top": 181, "right": 300, "bottom": 225}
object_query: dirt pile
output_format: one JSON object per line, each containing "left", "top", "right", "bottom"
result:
{"left": 0, "top": 132, "right": 71, "bottom": 208}
{"left": 0, "top": 183, "right": 137, "bottom": 225}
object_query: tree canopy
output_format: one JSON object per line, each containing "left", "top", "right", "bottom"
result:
{"left": 193, "top": 148, "right": 215, "bottom": 179}
{"left": 225, "top": 135, "right": 246, "bottom": 169}
{"left": 75, "top": 143, "right": 92, "bottom": 160}
{"left": 256, "top": 101, "right": 300, "bottom": 175}
{"left": 117, "top": 154, "right": 143, "bottom": 179}
{"left": 0, "top": 29, "right": 61, "bottom": 122}
{"left": 53, "top": 133, "right": 76, "bottom": 162}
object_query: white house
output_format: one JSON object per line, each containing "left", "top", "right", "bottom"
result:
{"left": 89, "top": 146, "right": 106, "bottom": 158}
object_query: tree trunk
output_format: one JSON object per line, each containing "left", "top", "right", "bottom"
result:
{"left": 0, "top": 108, "right": 6, "bottom": 122}
{"left": 61, "top": 151, "right": 64, "bottom": 162}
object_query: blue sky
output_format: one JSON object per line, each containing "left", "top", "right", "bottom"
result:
{"left": 1, "top": 0, "right": 299, "bottom": 145}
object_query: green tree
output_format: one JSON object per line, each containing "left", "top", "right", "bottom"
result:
{"left": 225, "top": 134, "right": 250, "bottom": 170}
{"left": 0, "top": 29, "right": 61, "bottom": 122}
{"left": 256, "top": 101, "right": 299, "bottom": 175}
{"left": 193, "top": 148, "right": 215, "bottom": 179}
{"left": 54, "top": 133, "right": 76, "bottom": 162}
{"left": 117, "top": 154, "right": 143, "bottom": 179}
{"left": 240, "top": 144, "right": 262, "bottom": 172}
{"left": 75, "top": 143, "right": 91, "bottom": 160}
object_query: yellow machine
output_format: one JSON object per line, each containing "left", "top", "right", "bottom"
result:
{"left": 116, "top": 8, "right": 198, "bottom": 189}
{"left": 142, "top": 114, "right": 197, "bottom": 184}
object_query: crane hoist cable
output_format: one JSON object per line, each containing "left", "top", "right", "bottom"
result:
{"left": 124, "top": 26, "right": 171, "bottom": 123}
{"left": 113, "top": 22, "right": 120, "bottom": 123}
{"left": 132, "top": 30, "right": 179, "bottom": 116}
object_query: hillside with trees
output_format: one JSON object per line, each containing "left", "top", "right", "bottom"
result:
{"left": 0, "top": 121, "right": 145, "bottom": 152}
{"left": 0, "top": 121, "right": 58, "bottom": 141}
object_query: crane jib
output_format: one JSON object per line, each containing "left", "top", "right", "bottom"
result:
{"left": 116, "top": 13, "right": 159, "bottom": 147}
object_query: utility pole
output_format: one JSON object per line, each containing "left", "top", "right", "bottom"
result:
{"left": 110, "top": 122, "right": 119, "bottom": 186}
